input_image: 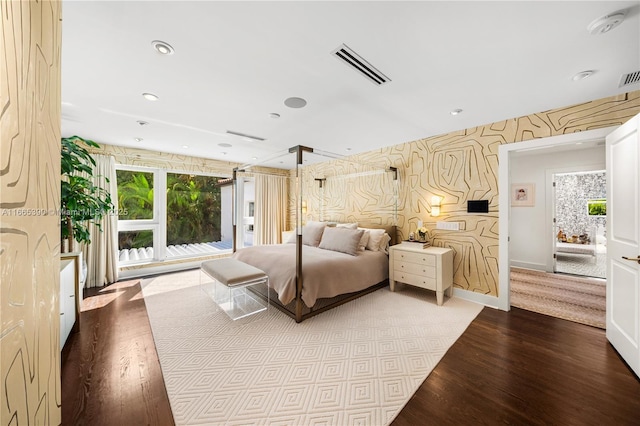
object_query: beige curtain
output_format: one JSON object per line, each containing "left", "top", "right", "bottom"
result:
{"left": 82, "top": 154, "right": 119, "bottom": 287}
{"left": 254, "top": 174, "right": 288, "bottom": 245}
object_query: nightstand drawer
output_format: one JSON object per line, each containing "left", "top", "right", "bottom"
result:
{"left": 395, "top": 250, "right": 436, "bottom": 266}
{"left": 394, "top": 271, "right": 436, "bottom": 290}
{"left": 394, "top": 261, "right": 436, "bottom": 278}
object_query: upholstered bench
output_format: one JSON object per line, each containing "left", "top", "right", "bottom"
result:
{"left": 201, "top": 258, "right": 269, "bottom": 320}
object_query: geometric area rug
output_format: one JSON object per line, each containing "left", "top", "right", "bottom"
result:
{"left": 141, "top": 269, "right": 483, "bottom": 425}
{"left": 510, "top": 267, "right": 606, "bottom": 329}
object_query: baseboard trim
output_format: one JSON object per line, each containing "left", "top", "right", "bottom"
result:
{"left": 510, "top": 260, "right": 548, "bottom": 271}
{"left": 452, "top": 288, "right": 502, "bottom": 310}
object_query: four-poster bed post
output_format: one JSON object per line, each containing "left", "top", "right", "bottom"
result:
{"left": 290, "top": 145, "right": 314, "bottom": 322}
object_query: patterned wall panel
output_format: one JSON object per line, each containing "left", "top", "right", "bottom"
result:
{"left": 1, "top": 0, "right": 62, "bottom": 425}
{"left": 87, "top": 143, "right": 241, "bottom": 177}
{"left": 556, "top": 172, "right": 607, "bottom": 237}
{"left": 295, "top": 91, "right": 640, "bottom": 297}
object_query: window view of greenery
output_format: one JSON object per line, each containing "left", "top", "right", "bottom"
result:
{"left": 166, "top": 173, "right": 222, "bottom": 245}
{"left": 116, "top": 170, "right": 224, "bottom": 260}
{"left": 588, "top": 199, "right": 606, "bottom": 216}
{"left": 116, "top": 170, "right": 154, "bottom": 220}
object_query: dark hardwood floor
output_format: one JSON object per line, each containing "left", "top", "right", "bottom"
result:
{"left": 61, "top": 280, "right": 174, "bottom": 426}
{"left": 62, "top": 281, "right": 640, "bottom": 425}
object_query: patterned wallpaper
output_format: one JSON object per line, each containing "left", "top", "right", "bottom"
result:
{"left": 556, "top": 172, "right": 607, "bottom": 238}
{"left": 88, "top": 143, "right": 240, "bottom": 177}
{"left": 1, "top": 0, "right": 62, "bottom": 424}
{"left": 296, "top": 91, "right": 640, "bottom": 296}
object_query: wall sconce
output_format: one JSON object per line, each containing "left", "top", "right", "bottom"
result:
{"left": 431, "top": 196, "right": 441, "bottom": 217}
{"left": 301, "top": 200, "right": 307, "bottom": 215}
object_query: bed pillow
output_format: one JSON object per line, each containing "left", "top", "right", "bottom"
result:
{"left": 285, "top": 221, "right": 327, "bottom": 246}
{"left": 336, "top": 222, "right": 358, "bottom": 230}
{"left": 318, "top": 227, "right": 364, "bottom": 256}
{"left": 378, "top": 232, "right": 391, "bottom": 254}
{"left": 359, "top": 227, "right": 386, "bottom": 251}
{"left": 303, "top": 221, "right": 326, "bottom": 247}
{"left": 358, "top": 230, "right": 370, "bottom": 251}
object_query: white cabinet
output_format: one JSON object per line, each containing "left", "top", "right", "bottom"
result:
{"left": 60, "top": 251, "right": 83, "bottom": 350}
{"left": 389, "top": 245, "right": 453, "bottom": 305}
{"left": 60, "top": 259, "right": 76, "bottom": 349}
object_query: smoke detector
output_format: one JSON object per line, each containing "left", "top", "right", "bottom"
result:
{"left": 587, "top": 12, "right": 625, "bottom": 35}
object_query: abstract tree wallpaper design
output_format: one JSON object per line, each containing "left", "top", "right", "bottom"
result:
{"left": 1, "top": 1, "right": 62, "bottom": 424}
{"left": 297, "top": 91, "right": 640, "bottom": 297}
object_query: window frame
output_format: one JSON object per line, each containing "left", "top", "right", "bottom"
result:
{"left": 116, "top": 164, "right": 231, "bottom": 265}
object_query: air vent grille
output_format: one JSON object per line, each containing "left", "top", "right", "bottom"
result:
{"left": 226, "top": 130, "right": 266, "bottom": 141}
{"left": 619, "top": 71, "right": 640, "bottom": 88}
{"left": 332, "top": 44, "right": 391, "bottom": 85}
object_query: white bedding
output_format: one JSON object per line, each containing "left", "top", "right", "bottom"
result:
{"left": 231, "top": 244, "right": 389, "bottom": 307}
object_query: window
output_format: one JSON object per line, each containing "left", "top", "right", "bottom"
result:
{"left": 116, "top": 167, "right": 230, "bottom": 265}
{"left": 166, "top": 173, "right": 223, "bottom": 247}
{"left": 116, "top": 170, "right": 154, "bottom": 220}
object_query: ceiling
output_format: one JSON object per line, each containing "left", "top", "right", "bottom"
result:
{"left": 61, "top": 1, "right": 640, "bottom": 169}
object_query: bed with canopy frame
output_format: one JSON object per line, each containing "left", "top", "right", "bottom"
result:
{"left": 229, "top": 145, "right": 398, "bottom": 323}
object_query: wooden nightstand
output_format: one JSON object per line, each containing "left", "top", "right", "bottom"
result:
{"left": 389, "top": 245, "right": 453, "bottom": 305}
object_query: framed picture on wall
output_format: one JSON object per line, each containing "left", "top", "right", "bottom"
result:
{"left": 511, "top": 183, "right": 535, "bottom": 207}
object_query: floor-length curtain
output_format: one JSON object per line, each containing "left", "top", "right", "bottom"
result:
{"left": 254, "top": 174, "right": 288, "bottom": 245}
{"left": 82, "top": 154, "right": 119, "bottom": 287}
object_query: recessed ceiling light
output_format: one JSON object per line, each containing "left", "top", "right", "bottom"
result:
{"left": 218, "top": 143, "right": 232, "bottom": 148}
{"left": 284, "top": 97, "right": 307, "bottom": 108}
{"left": 252, "top": 157, "right": 258, "bottom": 160}
{"left": 151, "top": 40, "right": 174, "bottom": 55}
{"left": 134, "top": 137, "right": 143, "bottom": 142}
{"left": 269, "top": 113, "right": 281, "bottom": 119}
{"left": 137, "top": 120, "right": 149, "bottom": 126}
{"left": 572, "top": 70, "right": 595, "bottom": 81}
{"left": 142, "top": 92, "right": 159, "bottom": 101}
{"left": 587, "top": 12, "right": 625, "bottom": 35}
{"left": 182, "top": 145, "right": 188, "bottom": 149}
{"left": 450, "top": 109, "right": 463, "bottom": 115}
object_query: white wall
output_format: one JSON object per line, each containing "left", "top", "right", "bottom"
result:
{"left": 509, "top": 145, "right": 605, "bottom": 271}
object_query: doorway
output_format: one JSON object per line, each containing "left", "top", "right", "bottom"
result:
{"left": 497, "top": 126, "right": 616, "bottom": 311}
{"left": 553, "top": 171, "right": 607, "bottom": 279}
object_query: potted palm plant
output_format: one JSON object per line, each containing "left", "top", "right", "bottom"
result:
{"left": 61, "top": 136, "right": 114, "bottom": 252}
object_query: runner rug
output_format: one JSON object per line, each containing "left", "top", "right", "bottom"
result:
{"left": 510, "top": 267, "right": 606, "bottom": 329}
{"left": 141, "top": 269, "right": 483, "bottom": 425}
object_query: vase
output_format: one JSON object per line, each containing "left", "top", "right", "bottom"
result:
{"left": 418, "top": 234, "right": 426, "bottom": 242}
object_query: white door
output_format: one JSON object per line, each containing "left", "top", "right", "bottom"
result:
{"left": 606, "top": 113, "right": 640, "bottom": 378}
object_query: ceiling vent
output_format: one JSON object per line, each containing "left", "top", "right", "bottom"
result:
{"left": 226, "top": 130, "right": 265, "bottom": 141}
{"left": 619, "top": 71, "right": 640, "bottom": 88}
{"left": 332, "top": 44, "right": 391, "bottom": 85}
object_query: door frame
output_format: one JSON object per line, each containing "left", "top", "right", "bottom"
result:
{"left": 497, "top": 126, "right": 616, "bottom": 311}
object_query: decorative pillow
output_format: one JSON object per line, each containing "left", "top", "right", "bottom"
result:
{"left": 303, "top": 221, "right": 326, "bottom": 247}
{"left": 358, "top": 231, "right": 370, "bottom": 251}
{"left": 359, "top": 228, "right": 386, "bottom": 251}
{"left": 378, "top": 233, "right": 392, "bottom": 254}
{"left": 318, "top": 227, "right": 364, "bottom": 256}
